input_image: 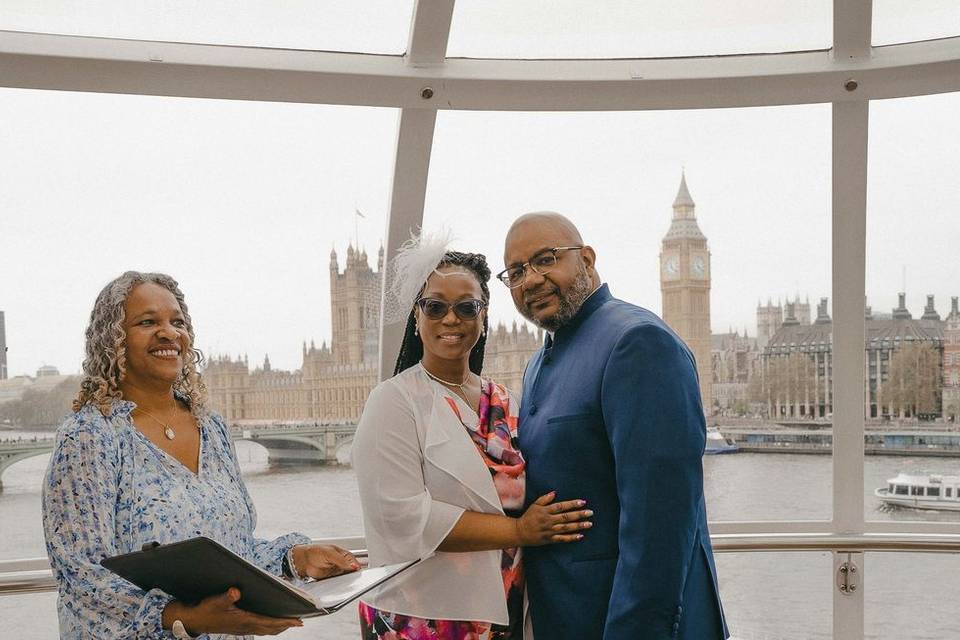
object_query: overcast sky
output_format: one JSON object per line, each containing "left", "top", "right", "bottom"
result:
{"left": 1, "top": 3, "right": 959, "bottom": 377}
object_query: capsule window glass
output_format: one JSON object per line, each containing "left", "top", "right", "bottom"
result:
{"left": 873, "top": 0, "right": 960, "bottom": 46}
{"left": 865, "top": 92, "right": 960, "bottom": 523}
{"left": 423, "top": 104, "right": 831, "bottom": 521}
{"left": 0, "top": 0, "right": 416, "bottom": 54}
{"left": 447, "top": 0, "right": 831, "bottom": 59}
{"left": 0, "top": 88, "right": 396, "bottom": 559}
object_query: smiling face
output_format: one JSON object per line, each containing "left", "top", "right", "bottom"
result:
{"left": 121, "top": 282, "right": 190, "bottom": 390}
{"left": 416, "top": 266, "right": 487, "bottom": 367}
{"left": 503, "top": 214, "right": 599, "bottom": 332}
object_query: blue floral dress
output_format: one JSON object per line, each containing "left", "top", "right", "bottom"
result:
{"left": 42, "top": 400, "right": 310, "bottom": 639}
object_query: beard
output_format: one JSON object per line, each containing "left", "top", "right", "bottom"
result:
{"left": 520, "top": 261, "right": 594, "bottom": 332}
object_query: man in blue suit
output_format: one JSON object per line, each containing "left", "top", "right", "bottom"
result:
{"left": 501, "top": 212, "right": 728, "bottom": 640}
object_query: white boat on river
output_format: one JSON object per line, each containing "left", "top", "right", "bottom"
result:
{"left": 705, "top": 427, "right": 739, "bottom": 455}
{"left": 875, "top": 473, "right": 960, "bottom": 512}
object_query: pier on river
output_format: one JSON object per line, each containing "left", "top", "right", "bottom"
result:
{"left": 719, "top": 421, "right": 960, "bottom": 456}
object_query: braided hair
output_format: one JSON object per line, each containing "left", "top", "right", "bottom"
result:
{"left": 394, "top": 251, "right": 491, "bottom": 377}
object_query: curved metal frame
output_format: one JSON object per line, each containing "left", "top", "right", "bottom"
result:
{"left": 2, "top": 1, "right": 960, "bottom": 636}
{"left": 1, "top": 29, "right": 959, "bottom": 109}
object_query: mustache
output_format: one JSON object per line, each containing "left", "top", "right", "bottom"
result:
{"left": 523, "top": 288, "right": 558, "bottom": 305}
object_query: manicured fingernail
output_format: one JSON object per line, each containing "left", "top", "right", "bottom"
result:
{"left": 584, "top": 522, "right": 593, "bottom": 528}
{"left": 579, "top": 500, "right": 587, "bottom": 506}
{"left": 577, "top": 534, "right": 584, "bottom": 539}
{"left": 585, "top": 510, "right": 594, "bottom": 517}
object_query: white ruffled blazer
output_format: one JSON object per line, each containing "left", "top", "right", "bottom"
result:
{"left": 351, "top": 363, "right": 512, "bottom": 624}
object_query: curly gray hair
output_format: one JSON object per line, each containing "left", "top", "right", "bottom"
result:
{"left": 74, "top": 271, "right": 207, "bottom": 416}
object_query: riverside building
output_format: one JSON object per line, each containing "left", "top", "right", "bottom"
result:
{"left": 204, "top": 242, "right": 542, "bottom": 422}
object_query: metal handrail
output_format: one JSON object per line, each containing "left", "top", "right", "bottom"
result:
{"left": 710, "top": 532, "right": 960, "bottom": 553}
{"left": 4, "top": 533, "right": 960, "bottom": 597}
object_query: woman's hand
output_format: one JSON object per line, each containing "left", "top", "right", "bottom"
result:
{"left": 290, "top": 544, "right": 361, "bottom": 580}
{"left": 164, "top": 588, "right": 303, "bottom": 636}
{"left": 515, "top": 491, "right": 593, "bottom": 546}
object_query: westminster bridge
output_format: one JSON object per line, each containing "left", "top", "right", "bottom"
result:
{"left": 0, "top": 422, "right": 356, "bottom": 491}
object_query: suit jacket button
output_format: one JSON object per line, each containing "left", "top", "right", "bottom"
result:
{"left": 676, "top": 605, "right": 683, "bottom": 615}
{"left": 529, "top": 406, "right": 538, "bottom": 415}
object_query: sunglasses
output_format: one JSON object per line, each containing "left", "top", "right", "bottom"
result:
{"left": 416, "top": 297, "right": 486, "bottom": 320}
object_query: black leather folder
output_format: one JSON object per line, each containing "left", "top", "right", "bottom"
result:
{"left": 101, "top": 536, "right": 418, "bottom": 618}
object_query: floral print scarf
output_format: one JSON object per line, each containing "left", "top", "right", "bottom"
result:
{"left": 445, "top": 379, "right": 526, "bottom": 514}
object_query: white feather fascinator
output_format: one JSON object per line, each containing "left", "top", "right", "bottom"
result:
{"left": 382, "top": 227, "right": 456, "bottom": 324}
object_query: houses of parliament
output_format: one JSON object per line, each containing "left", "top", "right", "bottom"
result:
{"left": 204, "top": 173, "right": 960, "bottom": 423}
{"left": 203, "top": 174, "right": 737, "bottom": 423}
{"left": 204, "top": 245, "right": 543, "bottom": 422}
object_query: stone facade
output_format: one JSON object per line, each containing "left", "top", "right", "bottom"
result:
{"left": 756, "top": 296, "right": 811, "bottom": 349}
{"left": 761, "top": 293, "right": 957, "bottom": 419}
{"left": 483, "top": 321, "right": 544, "bottom": 396}
{"left": 205, "top": 244, "right": 542, "bottom": 422}
{"left": 711, "top": 329, "right": 762, "bottom": 412}
{"left": 755, "top": 301, "right": 782, "bottom": 350}
{"left": 660, "top": 172, "right": 712, "bottom": 413}
{"left": 0, "top": 311, "right": 7, "bottom": 380}
{"left": 943, "top": 297, "right": 960, "bottom": 421}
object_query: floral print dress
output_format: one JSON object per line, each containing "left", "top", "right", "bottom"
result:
{"left": 42, "top": 400, "right": 310, "bottom": 639}
{"left": 359, "top": 378, "right": 526, "bottom": 640}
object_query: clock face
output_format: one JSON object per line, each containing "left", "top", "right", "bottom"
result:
{"left": 664, "top": 256, "right": 680, "bottom": 278}
{"left": 692, "top": 256, "right": 706, "bottom": 278}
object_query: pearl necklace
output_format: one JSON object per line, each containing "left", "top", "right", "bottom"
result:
{"left": 135, "top": 407, "right": 177, "bottom": 440}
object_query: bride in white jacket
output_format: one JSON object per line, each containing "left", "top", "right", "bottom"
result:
{"left": 352, "top": 239, "right": 593, "bottom": 639}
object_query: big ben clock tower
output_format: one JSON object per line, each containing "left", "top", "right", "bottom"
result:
{"left": 660, "top": 172, "right": 712, "bottom": 414}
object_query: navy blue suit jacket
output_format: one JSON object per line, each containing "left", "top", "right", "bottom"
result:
{"left": 519, "top": 285, "right": 728, "bottom": 640}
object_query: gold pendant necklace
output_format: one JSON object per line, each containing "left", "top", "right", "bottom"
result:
{"left": 135, "top": 407, "right": 177, "bottom": 440}
{"left": 420, "top": 362, "right": 473, "bottom": 404}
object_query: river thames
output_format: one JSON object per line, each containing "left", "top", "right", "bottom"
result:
{"left": 1, "top": 429, "right": 958, "bottom": 639}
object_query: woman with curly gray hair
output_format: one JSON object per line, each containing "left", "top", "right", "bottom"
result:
{"left": 42, "top": 271, "right": 359, "bottom": 639}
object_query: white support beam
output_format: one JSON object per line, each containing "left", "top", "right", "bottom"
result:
{"left": 834, "top": 550, "right": 865, "bottom": 639}
{"left": 406, "top": 0, "right": 456, "bottom": 66}
{"left": 831, "top": 99, "right": 869, "bottom": 640}
{"left": 378, "top": 108, "right": 438, "bottom": 382}
{"left": 376, "top": 1, "right": 454, "bottom": 382}
{"left": 831, "top": 100, "right": 869, "bottom": 536}
{"left": 834, "top": 0, "right": 873, "bottom": 61}
{"left": 3, "top": 31, "right": 960, "bottom": 110}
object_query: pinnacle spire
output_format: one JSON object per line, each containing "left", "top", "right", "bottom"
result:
{"left": 663, "top": 169, "right": 704, "bottom": 240}
{"left": 673, "top": 170, "right": 695, "bottom": 209}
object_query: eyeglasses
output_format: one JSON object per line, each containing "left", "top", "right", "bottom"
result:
{"left": 416, "top": 297, "right": 486, "bottom": 320}
{"left": 496, "top": 246, "right": 584, "bottom": 288}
